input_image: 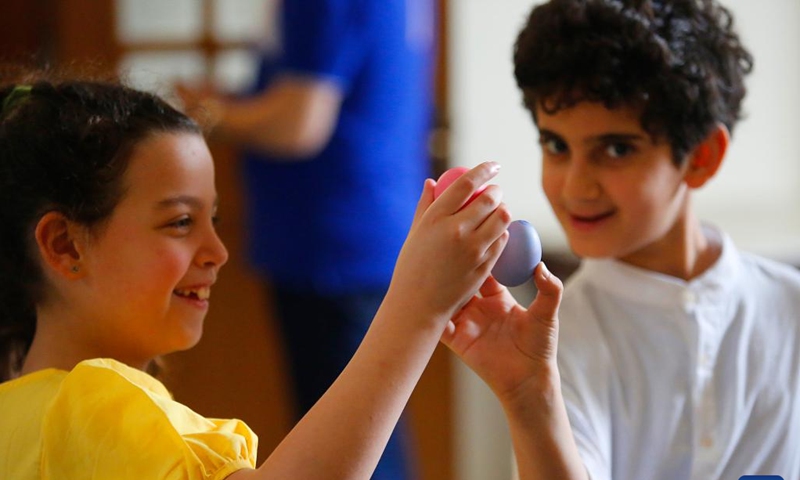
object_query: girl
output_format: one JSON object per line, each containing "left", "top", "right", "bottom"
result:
{"left": 0, "top": 74, "right": 564, "bottom": 479}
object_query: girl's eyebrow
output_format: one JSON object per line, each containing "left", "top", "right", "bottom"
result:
{"left": 155, "top": 195, "right": 220, "bottom": 210}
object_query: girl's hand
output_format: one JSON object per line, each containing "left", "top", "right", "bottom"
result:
{"left": 386, "top": 162, "right": 512, "bottom": 325}
{"left": 441, "top": 264, "right": 563, "bottom": 407}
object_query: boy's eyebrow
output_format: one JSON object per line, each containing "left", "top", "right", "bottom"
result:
{"left": 593, "top": 133, "right": 647, "bottom": 144}
{"left": 155, "top": 195, "right": 220, "bottom": 210}
{"left": 538, "top": 129, "right": 646, "bottom": 144}
{"left": 538, "top": 129, "right": 560, "bottom": 139}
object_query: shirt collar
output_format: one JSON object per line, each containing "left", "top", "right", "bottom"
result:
{"left": 575, "top": 225, "right": 740, "bottom": 308}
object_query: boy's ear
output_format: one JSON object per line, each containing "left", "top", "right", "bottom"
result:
{"left": 684, "top": 123, "right": 730, "bottom": 189}
{"left": 34, "top": 211, "right": 87, "bottom": 279}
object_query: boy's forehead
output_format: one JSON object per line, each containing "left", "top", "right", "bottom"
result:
{"left": 535, "top": 100, "right": 645, "bottom": 131}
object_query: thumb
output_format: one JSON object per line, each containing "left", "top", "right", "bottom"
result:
{"left": 527, "top": 262, "right": 563, "bottom": 324}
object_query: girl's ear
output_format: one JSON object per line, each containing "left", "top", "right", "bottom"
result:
{"left": 34, "top": 212, "right": 87, "bottom": 279}
{"left": 684, "top": 123, "right": 730, "bottom": 189}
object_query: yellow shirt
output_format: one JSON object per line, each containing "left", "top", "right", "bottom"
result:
{"left": 0, "top": 358, "right": 257, "bottom": 479}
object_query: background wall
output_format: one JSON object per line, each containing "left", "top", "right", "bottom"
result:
{"left": 448, "top": 1, "right": 800, "bottom": 479}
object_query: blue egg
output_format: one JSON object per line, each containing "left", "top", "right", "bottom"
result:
{"left": 491, "top": 220, "right": 542, "bottom": 287}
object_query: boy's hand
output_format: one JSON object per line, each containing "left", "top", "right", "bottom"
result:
{"left": 386, "top": 162, "right": 512, "bottom": 324}
{"left": 441, "top": 263, "right": 563, "bottom": 406}
{"left": 174, "top": 82, "right": 226, "bottom": 131}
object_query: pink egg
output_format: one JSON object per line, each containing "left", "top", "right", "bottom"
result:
{"left": 433, "top": 167, "right": 544, "bottom": 287}
{"left": 433, "top": 166, "right": 487, "bottom": 206}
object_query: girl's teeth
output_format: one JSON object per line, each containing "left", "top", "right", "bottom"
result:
{"left": 175, "top": 288, "right": 211, "bottom": 300}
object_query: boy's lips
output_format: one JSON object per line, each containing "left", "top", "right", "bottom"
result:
{"left": 567, "top": 210, "right": 616, "bottom": 231}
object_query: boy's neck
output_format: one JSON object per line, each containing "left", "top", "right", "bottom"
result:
{"left": 618, "top": 212, "right": 722, "bottom": 281}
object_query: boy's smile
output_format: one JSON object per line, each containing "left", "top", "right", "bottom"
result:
{"left": 537, "top": 101, "right": 698, "bottom": 272}
{"left": 567, "top": 210, "right": 617, "bottom": 232}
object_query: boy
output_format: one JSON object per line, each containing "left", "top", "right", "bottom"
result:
{"left": 506, "top": 0, "right": 800, "bottom": 478}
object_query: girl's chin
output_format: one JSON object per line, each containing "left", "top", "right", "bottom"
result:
{"left": 168, "top": 319, "right": 206, "bottom": 353}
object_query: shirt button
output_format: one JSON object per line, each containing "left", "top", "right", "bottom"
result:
{"left": 699, "top": 354, "right": 709, "bottom": 368}
{"left": 682, "top": 290, "right": 696, "bottom": 305}
{"left": 700, "top": 435, "right": 714, "bottom": 449}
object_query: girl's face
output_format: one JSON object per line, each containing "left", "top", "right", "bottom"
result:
{"left": 537, "top": 101, "right": 692, "bottom": 267}
{"left": 78, "top": 132, "right": 228, "bottom": 367}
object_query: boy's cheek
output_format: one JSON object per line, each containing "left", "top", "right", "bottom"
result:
{"left": 540, "top": 181, "right": 561, "bottom": 208}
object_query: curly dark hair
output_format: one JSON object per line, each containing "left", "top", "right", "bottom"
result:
{"left": 0, "top": 68, "right": 200, "bottom": 381}
{"left": 513, "top": 0, "right": 753, "bottom": 164}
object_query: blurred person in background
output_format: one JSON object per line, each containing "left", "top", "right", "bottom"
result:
{"left": 178, "top": 1, "right": 437, "bottom": 478}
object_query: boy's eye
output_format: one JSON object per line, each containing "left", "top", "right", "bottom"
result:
{"left": 605, "top": 142, "right": 633, "bottom": 158}
{"left": 541, "top": 137, "right": 568, "bottom": 155}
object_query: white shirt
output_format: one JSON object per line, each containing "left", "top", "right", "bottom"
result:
{"left": 558, "top": 228, "right": 800, "bottom": 480}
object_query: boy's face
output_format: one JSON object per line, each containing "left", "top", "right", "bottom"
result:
{"left": 537, "top": 101, "right": 692, "bottom": 264}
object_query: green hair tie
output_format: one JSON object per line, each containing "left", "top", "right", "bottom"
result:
{"left": 2, "top": 85, "right": 33, "bottom": 113}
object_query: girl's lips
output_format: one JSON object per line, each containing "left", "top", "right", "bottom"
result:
{"left": 173, "top": 285, "right": 212, "bottom": 309}
{"left": 173, "top": 292, "right": 210, "bottom": 309}
{"left": 568, "top": 210, "right": 615, "bottom": 232}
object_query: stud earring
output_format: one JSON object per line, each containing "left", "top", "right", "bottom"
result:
{"left": 71, "top": 265, "right": 79, "bottom": 273}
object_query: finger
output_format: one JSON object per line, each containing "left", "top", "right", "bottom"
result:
{"left": 435, "top": 161, "right": 501, "bottom": 214}
{"left": 527, "top": 262, "right": 563, "bottom": 321}
{"left": 478, "top": 275, "right": 506, "bottom": 298}
{"left": 472, "top": 199, "right": 512, "bottom": 245}
{"left": 174, "top": 83, "right": 192, "bottom": 104}
{"left": 411, "top": 179, "right": 436, "bottom": 227}
{"left": 440, "top": 320, "right": 456, "bottom": 346}
{"left": 440, "top": 296, "right": 474, "bottom": 348}
{"left": 175, "top": 82, "right": 201, "bottom": 99}
{"left": 456, "top": 184, "right": 505, "bottom": 231}
{"left": 476, "top": 229, "right": 509, "bottom": 277}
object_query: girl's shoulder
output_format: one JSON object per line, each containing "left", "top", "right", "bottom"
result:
{"left": 39, "top": 358, "right": 258, "bottom": 478}
{"left": 0, "top": 358, "right": 257, "bottom": 479}
{"left": 68, "top": 358, "right": 172, "bottom": 397}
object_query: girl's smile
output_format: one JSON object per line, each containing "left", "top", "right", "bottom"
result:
{"left": 74, "top": 132, "right": 228, "bottom": 366}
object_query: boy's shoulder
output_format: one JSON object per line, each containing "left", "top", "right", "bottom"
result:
{"left": 736, "top": 251, "right": 800, "bottom": 306}
{"left": 557, "top": 246, "right": 800, "bottom": 342}
{"left": 739, "top": 250, "right": 800, "bottom": 285}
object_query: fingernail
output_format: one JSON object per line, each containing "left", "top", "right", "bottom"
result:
{"left": 540, "top": 262, "right": 550, "bottom": 279}
{"left": 488, "top": 161, "right": 501, "bottom": 173}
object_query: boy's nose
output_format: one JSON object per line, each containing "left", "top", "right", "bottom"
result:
{"left": 563, "top": 161, "right": 601, "bottom": 200}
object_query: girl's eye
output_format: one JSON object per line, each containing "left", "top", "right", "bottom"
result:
{"left": 169, "top": 217, "right": 193, "bottom": 230}
{"left": 606, "top": 142, "right": 634, "bottom": 158}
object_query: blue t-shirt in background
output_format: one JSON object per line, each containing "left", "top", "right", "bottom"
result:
{"left": 242, "top": 0, "right": 435, "bottom": 294}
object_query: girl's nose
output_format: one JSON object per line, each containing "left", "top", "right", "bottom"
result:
{"left": 200, "top": 227, "right": 229, "bottom": 269}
